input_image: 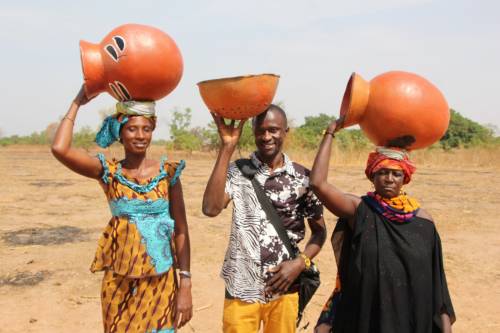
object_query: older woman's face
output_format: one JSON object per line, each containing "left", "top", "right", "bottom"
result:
{"left": 371, "top": 168, "right": 405, "bottom": 198}
{"left": 120, "top": 116, "right": 155, "bottom": 154}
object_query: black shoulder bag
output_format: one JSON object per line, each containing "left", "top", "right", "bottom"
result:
{"left": 235, "top": 159, "right": 320, "bottom": 326}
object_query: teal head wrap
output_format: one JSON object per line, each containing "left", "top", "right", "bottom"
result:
{"left": 95, "top": 101, "right": 156, "bottom": 148}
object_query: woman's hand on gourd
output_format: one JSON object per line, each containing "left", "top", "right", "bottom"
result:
{"left": 73, "top": 84, "right": 95, "bottom": 106}
{"left": 327, "top": 120, "right": 339, "bottom": 135}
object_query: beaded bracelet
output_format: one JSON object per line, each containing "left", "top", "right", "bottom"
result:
{"left": 63, "top": 116, "right": 75, "bottom": 124}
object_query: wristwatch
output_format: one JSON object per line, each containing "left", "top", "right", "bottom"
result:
{"left": 299, "top": 253, "right": 311, "bottom": 270}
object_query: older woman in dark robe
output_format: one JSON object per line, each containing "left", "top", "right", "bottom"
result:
{"left": 311, "top": 121, "right": 455, "bottom": 333}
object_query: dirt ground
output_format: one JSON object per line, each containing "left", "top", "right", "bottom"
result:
{"left": 1, "top": 145, "right": 499, "bottom": 332}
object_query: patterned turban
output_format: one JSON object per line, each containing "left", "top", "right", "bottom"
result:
{"left": 95, "top": 101, "right": 156, "bottom": 148}
{"left": 365, "top": 147, "right": 416, "bottom": 184}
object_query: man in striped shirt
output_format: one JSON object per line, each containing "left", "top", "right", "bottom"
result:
{"left": 203, "top": 104, "right": 326, "bottom": 333}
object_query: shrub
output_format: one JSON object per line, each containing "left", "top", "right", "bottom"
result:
{"left": 440, "top": 109, "right": 495, "bottom": 149}
{"left": 168, "top": 107, "right": 204, "bottom": 152}
{"left": 73, "top": 126, "right": 97, "bottom": 149}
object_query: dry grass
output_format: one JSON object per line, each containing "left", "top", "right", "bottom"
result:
{"left": 284, "top": 145, "right": 500, "bottom": 169}
{"left": 0, "top": 145, "right": 499, "bottom": 332}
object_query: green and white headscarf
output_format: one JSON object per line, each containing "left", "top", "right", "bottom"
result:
{"left": 95, "top": 101, "right": 156, "bottom": 148}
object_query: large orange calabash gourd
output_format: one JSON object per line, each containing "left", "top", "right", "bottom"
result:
{"left": 339, "top": 71, "right": 449, "bottom": 150}
{"left": 197, "top": 74, "right": 280, "bottom": 120}
{"left": 80, "top": 23, "right": 183, "bottom": 101}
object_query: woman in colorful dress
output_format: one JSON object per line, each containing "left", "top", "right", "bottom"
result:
{"left": 310, "top": 121, "right": 455, "bottom": 333}
{"left": 51, "top": 86, "right": 192, "bottom": 332}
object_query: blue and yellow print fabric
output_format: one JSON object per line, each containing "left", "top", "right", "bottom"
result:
{"left": 92, "top": 153, "right": 185, "bottom": 278}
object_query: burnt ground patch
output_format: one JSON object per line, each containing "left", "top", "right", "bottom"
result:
{"left": 0, "top": 270, "right": 51, "bottom": 287}
{"left": 2, "top": 226, "right": 90, "bottom": 246}
{"left": 29, "top": 180, "right": 74, "bottom": 187}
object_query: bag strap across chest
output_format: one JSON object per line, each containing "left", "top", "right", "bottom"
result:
{"left": 235, "top": 159, "right": 295, "bottom": 256}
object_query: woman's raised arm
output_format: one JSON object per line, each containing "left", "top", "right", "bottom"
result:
{"left": 51, "top": 85, "right": 103, "bottom": 179}
{"left": 310, "top": 121, "right": 360, "bottom": 219}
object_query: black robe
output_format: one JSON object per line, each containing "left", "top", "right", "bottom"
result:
{"left": 331, "top": 197, "right": 455, "bottom": 333}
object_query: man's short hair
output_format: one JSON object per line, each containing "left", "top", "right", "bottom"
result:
{"left": 252, "top": 104, "right": 288, "bottom": 128}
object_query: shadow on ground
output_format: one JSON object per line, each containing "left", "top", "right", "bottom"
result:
{"left": 2, "top": 226, "right": 90, "bottom": 246}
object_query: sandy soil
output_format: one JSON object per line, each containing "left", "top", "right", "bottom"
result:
{"left": 0, "top": 145, "right": 499, "bottom": 332}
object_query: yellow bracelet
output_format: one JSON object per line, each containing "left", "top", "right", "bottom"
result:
{"left": 321, "top": 129, "right": 335, "bottom": 137}
{"left": 299, "top": 253, "right": 312, "bottom": 269}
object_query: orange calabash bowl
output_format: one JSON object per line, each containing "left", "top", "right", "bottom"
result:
{"left": 197, "top": 74, "right": 280, "bottom": 120}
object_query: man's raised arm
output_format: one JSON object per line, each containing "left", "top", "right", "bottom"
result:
{"left": 202, "top": 114, "right": 247, "bottom": 217}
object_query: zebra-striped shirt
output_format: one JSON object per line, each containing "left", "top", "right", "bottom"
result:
{"left": 222, "top": 152, "right": 323, "bottom": 303}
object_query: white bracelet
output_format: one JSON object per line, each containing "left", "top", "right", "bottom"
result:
{"left": 179, "top": 270, "right": 192, "bottom": 279}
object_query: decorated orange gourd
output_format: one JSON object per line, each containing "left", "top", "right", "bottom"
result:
{"left": 197, "top": 74, "right": 280, "bottom": 120}
{"left": 80, "top": 23, "right": 183, "bottom": 101}
{"left": 338, "top": 71, "right": 450, "bottom": 150}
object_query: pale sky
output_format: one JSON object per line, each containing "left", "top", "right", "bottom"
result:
{"left": 1, "top": 0, "right": 499, "bottom": 138}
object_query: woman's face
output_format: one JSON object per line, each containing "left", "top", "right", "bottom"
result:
{"left": 371, "top": 168, "right": 405, "bottom": 198}
{"left": 120, "top": 116, "right": 155, "bottom": 154}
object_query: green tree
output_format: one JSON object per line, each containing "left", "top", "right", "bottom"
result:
{"left": 237, "top": 121, "right": 255, "bottom": 151}
{"left": 204, "top": 119, "right": 254, "bottom": 151}
{"left": 335, "top": 128, "right": 370, "bottom": 150}
{"left": 287, "top": 113, "right": 370, "bottom": 150}
{"left": 168, "top": 108, "right": 203, "bottom": 151}
{"left": 289, "top": 113, "right": 336, "bottom": 149}
{"left": 0, "top": 122, "right": 97, "bottom": 148}
{"left": 73, "top": 126, "right": 97, "bottom": 150}
{"left": 301, "top": 113, "right": 336, "bottom": 135}
{"left": 440, "top": 109, "right": 495, "bottom": 149}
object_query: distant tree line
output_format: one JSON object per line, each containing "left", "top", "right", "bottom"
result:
{"left": 161, "top": 108, "right": 500, "bottom": 151}
{"left": 1, "top": 108, "right": 498, "bottom": 151}
{"left": 0, "top": 123, "right": 97, "bottom": 149}
{"left": 439, "top": 109, "right": 499, "bottom": 149}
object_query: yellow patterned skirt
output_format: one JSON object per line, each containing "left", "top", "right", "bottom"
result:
{"left": 101, "top": 268, "right": 177, "bottom": 333}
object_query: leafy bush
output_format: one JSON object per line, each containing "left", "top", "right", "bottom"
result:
{"left": 440, "top": 109, "right": 495, "bottom": 149}
{"left": 0, "top": 130, "right": 50, "bottom": 146}
{"left": 3, "top": 107, "right": 497, "bottom": 153}
{"left": 168, "top": 108, "right": 255, "bottom": 152}
{"left": 73, "top": 126, "right": 97, "bottom": 149}
{"left": 335, "top": 129, "right": 370, "bottom": 150}
{"left": 301, "top": 113, "right": 336, "bottom": 135}
{"left": 0, "top": 123, "right": 97, "bottom": 149}
{"left": 287, "top": 127, "right": 317, "bottom": 149}
{"left": 168, "top": 107, "right": 204, "bottom": 151}
{"left": 286, "top": 113, "right": 335, "bottom": 150}
{"left": 235, "top": 121, "right": 255, "bottom": 151}
{"left": 286, "top": 113, "right": 370, "bottom": 150}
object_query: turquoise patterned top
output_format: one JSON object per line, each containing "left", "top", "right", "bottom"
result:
{"left": 91, "top": 154, "right": 186, "bottom": 277}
